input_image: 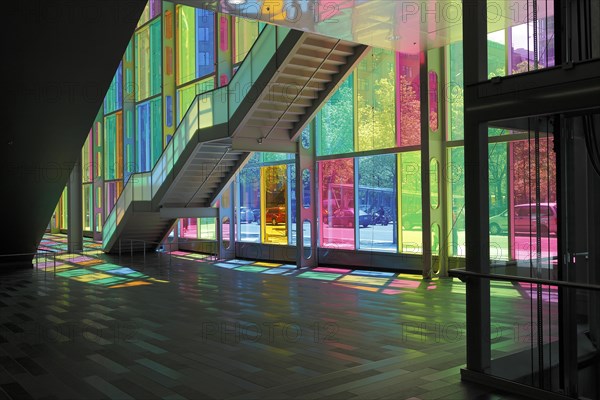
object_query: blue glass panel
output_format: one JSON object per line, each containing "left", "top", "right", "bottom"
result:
{"left": 196, "top": 9, "right": 215, "bottom": 78}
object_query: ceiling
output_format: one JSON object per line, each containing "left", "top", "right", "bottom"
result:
{"left": 180, "top": 0, "right": 554, "bottom": 54}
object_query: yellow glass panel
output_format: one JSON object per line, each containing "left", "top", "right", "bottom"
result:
{"left": 261, "top": 165, "right": 288, "bottom": 245}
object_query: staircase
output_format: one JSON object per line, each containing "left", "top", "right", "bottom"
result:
{"left": 102, "top": 25, "right": 368, "bottom": 253}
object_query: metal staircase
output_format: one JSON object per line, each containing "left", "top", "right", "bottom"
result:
{"left": 102, "top": 25, "right": 368, "bottom": 253}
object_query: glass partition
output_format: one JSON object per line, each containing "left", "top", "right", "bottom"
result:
{"left": 103, "top": 25, "right": 292, "bottom": 249}
{"left": 358, "top": 154, "right": 396, "bottom": 252}
{"left": 399, "top": 151, "right": 422, "bottom": 254}
{"left": 319, "top": 158, "right": 355, "bottom": 250}
{"left": 239, "top": 155, "right": 261, "bottom": 243}
{"left": 261, "top": 165, "right": 288, "bottom": 245}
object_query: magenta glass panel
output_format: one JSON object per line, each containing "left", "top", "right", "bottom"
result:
{"left": 219, "top": 17, "right": 229, "bottom": 52}
{"left": 428, "top": 71, "right": 438, "bottom": 132}
{"left": 319, "top": 158, "right": 355, "bottom": 250}
{"left": 150, "top": 0, "right": 161, "bottom": 19}
{"left": 510, "top": 137, "right": 557, "bottom": 262}
{"left": 180, "top": 218, "right": 198, "bottom": 239}
{"left": 396, "top": 52, "right": 421, "bottom": 147}
{"left": 105, "top": 182, "right": 119, "bottom": 215}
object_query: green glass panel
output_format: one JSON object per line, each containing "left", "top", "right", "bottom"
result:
{"left": 399, "top": 151, "right": 422, "bottom": 254}
{"left": 83, "top": 184, "right": 93, "bottom": 231}
{"left": 176, "top": 77, "right": 214, "bottom": 123}
{"left": 448, "top": 42, "right": 463, "bottom": 141}
{"left": 177, "top": 5, "right": 196, "bottom": 85}
{"left": 488, "top": 142, "right": 509, "bottom": 260}
{"left": 488, "top": 32, "right": 507, "bottom": 138}
{"left": 488, "top": 31, "right": 506, "bottom": 78}
{"left": 356, "top": 49, "right": 396, "bottom": 151}
{"left": 135, "top": 26, "right": 150, "bottom": 101}
{"left": 318, "top": 75, "right": 354, "bottom": 156}
{"left": 447, "top": 147, "right": 465, "bottom": 257}
{"left": 104, "top": 114, "right": 117, "bottom": 180}
{"left": 234, "top": 17, "right": 259, "bottom": 64}
{"left": 262, "top": 153, "right": 288, "bottom": 163}
{"left": 151, "top": 97, "right": 163, "bottom": 164}
{"left": 149, "top": 20, "right": 162, "bottom": 97}
{"left": 199, "top": 218, "right": 216, "bottom": 240}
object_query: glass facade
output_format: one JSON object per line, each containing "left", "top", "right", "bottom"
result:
{"left": 59, "top": 0, "right": 558, "bottom": 273}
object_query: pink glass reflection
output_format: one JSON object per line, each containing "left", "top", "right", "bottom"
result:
{"left": 396, "top": 52, "right": 421, "bottom": 146}
{"left": 319, "top": 158, "right": 355, "bottom": 250}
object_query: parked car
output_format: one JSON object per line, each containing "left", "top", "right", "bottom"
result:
{"left": 490, "top": 203, "right": 557, "bottom": 236}
{"left": 266, "top": 206, "right": 286, "bottom": 225}
{"left": 252, "top": 208, "right": 261, "bottom": 224}
{"left": 239, "top": 207, "right": 255, "bottom": 224}
{"left": 329, "top": 209, "right": 371, "bottom": 228}
{"left": 489, "top": 209, "right": 508, "bottom": 235}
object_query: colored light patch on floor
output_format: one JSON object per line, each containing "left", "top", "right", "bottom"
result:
{"left": 53, "top": 264, "right": 78, "bottom": 271}
{"left": 107, "top": 267, "right": 137, "bottom": 275}
{"left": 252, "top": 262, "right": 282, "bottom": 267}
{"left": 70, "top": 273, "right": 114, "bottom": 283}
{"left": 182, "top": 253, "right": 209, "bottom": 259}
{"left": 214, "top": 263, "right": 241, "bottom": 269}
{"left": 224, "top": 259, "right": 255, "bottom": 265}
{"left": 77, "top": 259, "right": 105, "bottom": 267}
{"left": 55, "top": 253, "right": 81, "bottom": 260}
{"left": 333, "top": 283, "right": 379, "bottom": 292}
{"left": 90, "top": 276, "right": 132, "bottom": 286}
{"left": 83, "top": 250, "right": 105, "bottom": 256}
{"left": 350, "top": 270, "right": 396, "bottom": 278}
{"left": 279, "top": 264, "right": 297, "bottom": 269}
{"left": 84, "top": 243, "right": 103, "bottom": 248}
{"left": 388, "top": 280, "right": 421, "bottom": 289}
{"left": 168, "top": 251, "right": 191, "bottom": 256}
{"left": 235, "top": 266, "right": 269, "bottom": 273}
{"left": 261, "top": 268, "right": 289, "bottom": 275}
{"left": 66, "top": 256, "right": 95, "bottom": 264}
{"left": 109, "top": 281, "right": 153, "bottom": 289}
{"left": 297, "top": 272, "right": 342, "bottom": 281}
{"left": 397, "top": 273, "right": 422, "bottom": 281}
{"left": 91, "top": 263, "right": 123, "bottom": 271}
{"left": 314, "top": 267, "right": 352, "bottom": 273}
{"left": 56, "top": 269, "right": 93, "bottom": 278}
{"left": 381, "top": 289, "right": 405, "bottom": 295}
{"left": 34, "top": 261, "right": 65, "bottom": 269}
{"left": 338, "top": 275, "right": 391, "bottom": 286}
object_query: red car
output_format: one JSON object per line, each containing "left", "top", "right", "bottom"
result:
{"left": 266, "top": 207, "right": 286, "bottom": 225}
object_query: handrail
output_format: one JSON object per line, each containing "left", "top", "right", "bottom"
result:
{"left": 103, "top": 24, "right": 294, "bottom": 250}
{"left": 0, "top": 250, "right": 54, "bottom": 258}
{"left": 449, "top": 268, "right": 600, "bottom": 292}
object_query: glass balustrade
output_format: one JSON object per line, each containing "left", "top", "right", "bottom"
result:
{"left": 103, "top": 26, "right": 293, "bottom": 249}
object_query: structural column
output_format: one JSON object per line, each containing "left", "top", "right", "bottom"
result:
{"left": 462, "top": 0, "right": 491, "bottom": 373}
{"left": 68, "top": 156, "right": 83, "bottom": 253}
{"left": 218, "top": 182, "right": 235, "bottom": 259}
{"left": 295, "top": 121, "right": 317, "bottom": 268}
{"left": 419, "top": 49, "right": 432, "bottom": 279}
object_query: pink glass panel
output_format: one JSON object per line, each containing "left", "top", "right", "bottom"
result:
{"left": 396, "top": 52, "right": 421, "bottom": 146}
{"left": 319, "top": 158, "right": 355, "bottom": 250}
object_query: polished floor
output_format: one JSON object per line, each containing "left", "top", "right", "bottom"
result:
{"left": 0, "top": 234, "right": 530, "bottom": 399}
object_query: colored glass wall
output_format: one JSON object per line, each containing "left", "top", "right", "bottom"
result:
{"left": 261, "top": 165, "right": 288, "bottom": 245}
